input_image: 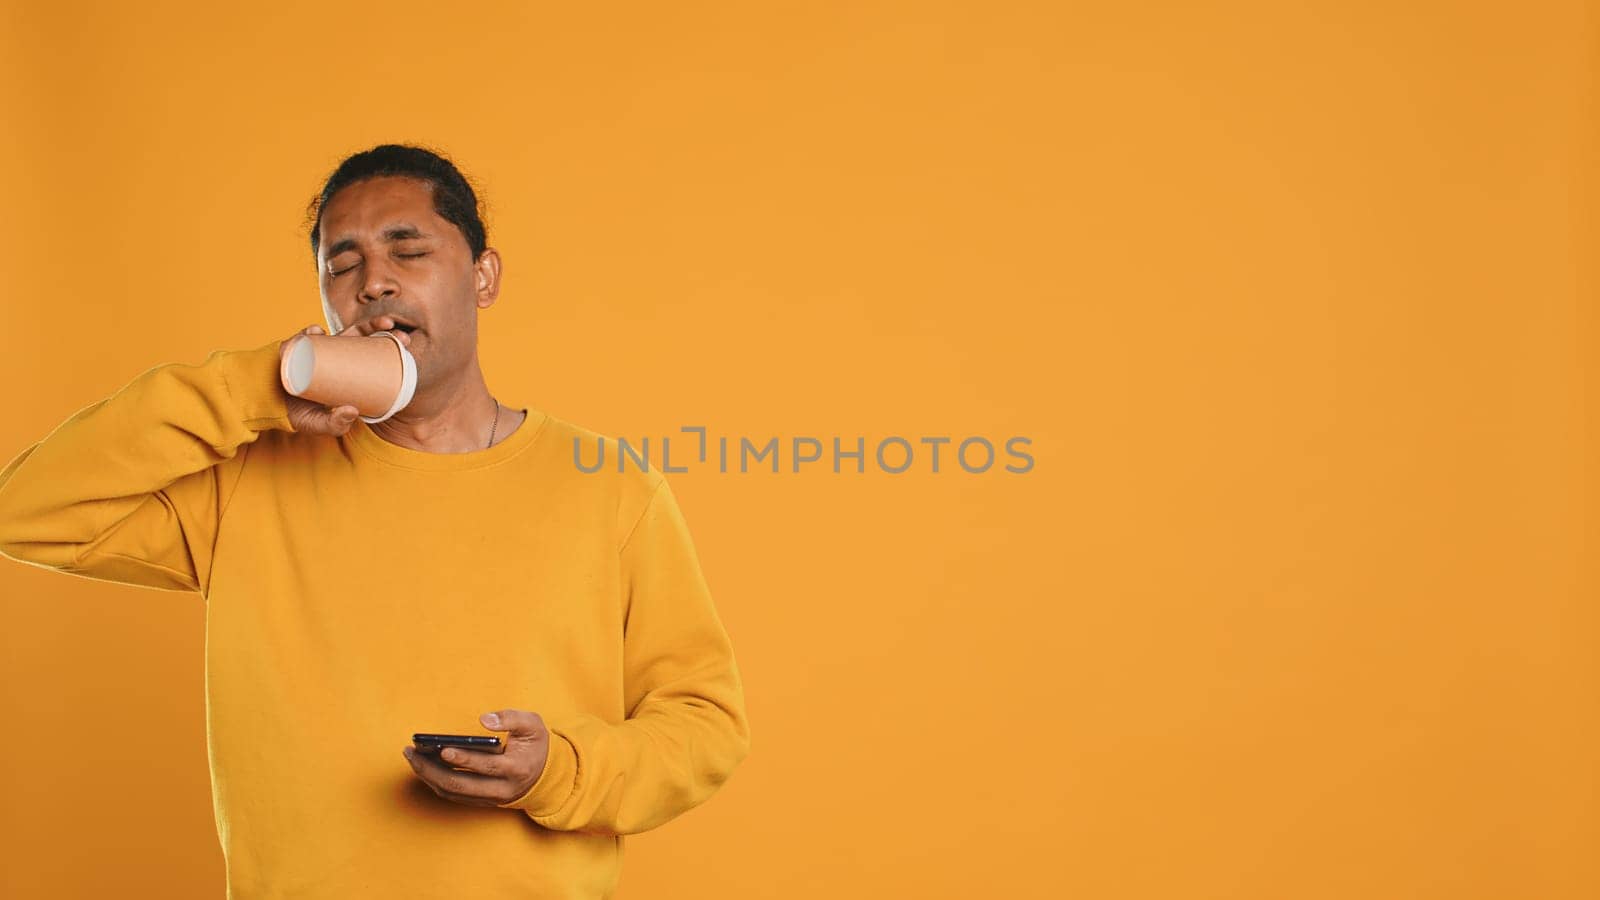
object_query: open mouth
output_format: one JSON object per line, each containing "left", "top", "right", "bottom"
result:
{"left": 377, "top": 318, "right": 420, "bottom": 338}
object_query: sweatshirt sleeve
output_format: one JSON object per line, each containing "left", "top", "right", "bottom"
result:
{"left": 498, "top": 475, "right": 752, "bottom": 835}
{"left": 0, "top": 339, "right": 294, "bottom": 596}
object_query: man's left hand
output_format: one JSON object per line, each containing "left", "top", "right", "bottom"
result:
{"left": 403, "top": 709, "right": 551, "bottom": 807}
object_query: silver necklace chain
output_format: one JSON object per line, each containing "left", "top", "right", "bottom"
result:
{"left": 487, "top": 398, "right": 500, "bottom": 449}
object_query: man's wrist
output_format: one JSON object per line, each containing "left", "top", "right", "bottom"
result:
{"left": 215, "top": 340, "right": 294, "bottom": 431}
{"left": 500, "top": 729, "right": 578, "bottom": 817}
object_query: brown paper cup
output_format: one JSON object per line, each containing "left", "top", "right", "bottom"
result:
{"left": 279, "top": 331, "right": 418, "bottom": 423}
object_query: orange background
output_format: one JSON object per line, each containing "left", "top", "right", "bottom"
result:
{"left": 0, "top": 2, "right": 1593, "bottom": 897}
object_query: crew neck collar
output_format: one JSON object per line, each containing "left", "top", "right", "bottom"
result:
{"left": 346, "top": 407, "right": 549, "bottom": 471}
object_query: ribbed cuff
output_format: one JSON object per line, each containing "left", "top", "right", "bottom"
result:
{"left": 213, "top": 339, "right": 294, "bottom": 432}
{"left": 498, "top": 729, "right": 579, "bottom": 817}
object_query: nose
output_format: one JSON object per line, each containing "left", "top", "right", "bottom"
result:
{"left": 358, "top": 256, "right": 400, "bottom": 305}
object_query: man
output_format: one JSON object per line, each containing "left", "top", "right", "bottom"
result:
{"left": 0, "top": 144, "right": 751, "bottom": 898}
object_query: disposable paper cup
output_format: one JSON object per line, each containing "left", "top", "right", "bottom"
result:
{"left": 279, "top": 330, "right": 418, "bottom": 424}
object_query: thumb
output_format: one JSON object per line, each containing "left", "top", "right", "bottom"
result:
{"left": 483, "top": 709, "right": 543, "bottom": 736}
{"left": 309, "top": 404, "right": 360, "bottom": 435}
{"left": 327, "top": 405, "right": 361, "bottom": 433}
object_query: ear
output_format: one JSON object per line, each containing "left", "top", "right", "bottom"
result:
{"left": 473, "top": 248, "right": 503, "bottom": 309}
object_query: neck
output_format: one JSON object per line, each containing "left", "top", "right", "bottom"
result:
{"left": 369, "top": 359, "right": 502, "bottom": 454}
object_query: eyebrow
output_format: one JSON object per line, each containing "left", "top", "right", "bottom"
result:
{"left": 324, "top": 224, "right": 432, "bottom": 261}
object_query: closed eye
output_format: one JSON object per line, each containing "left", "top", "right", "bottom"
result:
{"left": 328, "top": 252, "right": 425, "bottom": 276}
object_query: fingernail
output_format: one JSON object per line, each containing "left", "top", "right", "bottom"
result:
{"left": 482, "top": 713, "right": 500, "bottom": 727}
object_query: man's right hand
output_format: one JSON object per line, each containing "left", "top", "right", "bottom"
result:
{"left": 277, "top": 322, "right": 410, "bottom": 437}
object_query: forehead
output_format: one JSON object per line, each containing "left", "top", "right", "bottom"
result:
{"left": 318, "top": 176, "right": 448, "bottom": 251}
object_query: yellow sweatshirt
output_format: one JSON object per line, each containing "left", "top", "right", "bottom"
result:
{"left": 0, "top": 338, "right": 752, "bottom": 899}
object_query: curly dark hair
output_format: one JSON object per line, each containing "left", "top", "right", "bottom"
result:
{"left": 304, "top": 143, "right": 488, "bottom": 263}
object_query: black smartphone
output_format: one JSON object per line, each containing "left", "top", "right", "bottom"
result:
{"left": 412, "top": 733, "right": 505, "bottom": 755}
